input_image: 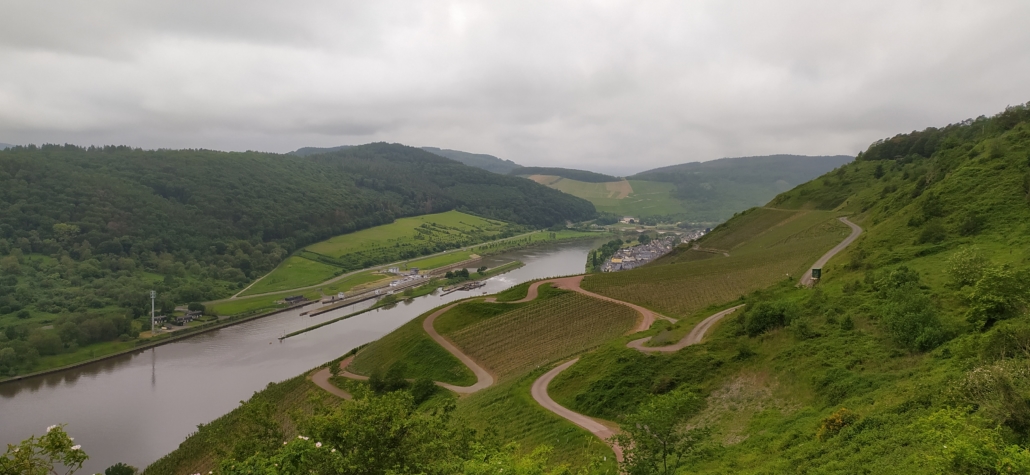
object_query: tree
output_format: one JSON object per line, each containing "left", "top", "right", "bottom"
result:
{"left": 947, "top": 247, "right": 989, "bottom": 288}
{"left": 104, "top": 462, "right": 138, "bottom": 475}
{"left": 611, "top": 389, "right": 708, "bottom": 475}
{"left": 186, "top": 302, "right": 205, "bottom": 312}
{"left": 0, "top": 425, "right": 88, "bottom": 475}
{"left": 966, "top": 266, "right": 1030, "bottom": 330}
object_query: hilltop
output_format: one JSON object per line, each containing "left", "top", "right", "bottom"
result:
{"left": 0, "top": 143, "right": 12, "bottom": 150}
{"left": 517, "top": 155, "right": 851, "bottom": 224}
{"left": 0, "top": 142, "right": 593, "bottom": 378}
{"left": 292, "top": 144, "right": 522, "bottom": 174}
{"left": 509, "top": 166, "right": 620, "bottom": 183}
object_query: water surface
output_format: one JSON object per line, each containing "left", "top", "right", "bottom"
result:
{"left": 0, "top": 240, "right": 596, "bottom": 473}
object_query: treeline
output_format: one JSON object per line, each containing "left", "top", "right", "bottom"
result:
{"left": 509, "top": 166, "right": 620, "bottom": 183}
{"left": 858, "top": 102, "right": 1030, "bottom": 162}
{"left": 0, "top": 142, "right": 594, "bottom": 376}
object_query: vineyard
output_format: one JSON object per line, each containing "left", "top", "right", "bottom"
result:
{"left": 448, "top": 292, "right": 637, "bottom": 380}
{"left": 699, "top": 207, "right": 800, "bottom": 251}
{"left": 582, "top": 209, "right": 847, "bottom": 317}
{"left": 453, "top": 371, "right": 619, "bottom": 472}
{"left": 246, "top": 210, "right": 521, "bottom": 295}
{"left": 347, "top": 304, "right": 477, "bottom": 386}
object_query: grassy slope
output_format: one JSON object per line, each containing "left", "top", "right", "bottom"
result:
{"left": 581, "top": 208, "right": 847, "bottom": 318}
{"left": 348, "top": 302, "right": 477, "bottom": 386}
{"left": 144, "top": 374, "right": 330, "bottom": 475}
{"left": 242, "top": 211, "right": 507, "bottom": 296}
{"left": 551, "top": 115, "right": 1030, "bottom": 472}
{"left": 533, "top": 175, "right": 687, "bottom": 217}
{"left": 305, "top": 210, "right": 504, "bottom": 258}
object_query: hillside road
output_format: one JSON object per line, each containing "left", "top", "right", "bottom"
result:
{"left": 799, "top": 217, "right": 862, "bottom": 287}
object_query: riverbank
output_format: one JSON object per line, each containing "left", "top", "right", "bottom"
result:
{"left": 0, "top": 300, "right": 318, "bottom": 384}
{"left": 208, "top": 230, "right": 607, "bottom": 317}
{"left": 282, "top": 260, "right": 526, "bottom": 340}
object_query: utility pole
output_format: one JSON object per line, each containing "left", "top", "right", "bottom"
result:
{"left": 150, "top": 290, "right": 157, "bottom": 335}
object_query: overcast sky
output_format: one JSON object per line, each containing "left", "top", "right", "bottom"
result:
{"left": 1, "top": 1, "right": 1028, "bottom": 174}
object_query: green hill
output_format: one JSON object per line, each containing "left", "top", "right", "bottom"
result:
{"left": 510, "top": 166, "right": 620, "bottom": 183}
{"left": 519, "top": 155, "right": 851, "bottom": 224}
{"left": 555, "top": 102, "right": 1030, "bottom": 472}
{"left": 292, "top": 145, "right": 522, "bottom": 174}
{"left": 0, "top": 143, "right": 593, "bottom": 378}
{"left": 628, "top": 154, "right": 852, "bottom": 221}
{"left": 421, "top": 147, "right": 521, "bottom": 174}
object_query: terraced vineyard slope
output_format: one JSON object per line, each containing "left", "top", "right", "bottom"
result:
{"left": 582, "top": 208, "right": 849, "bottom": 317}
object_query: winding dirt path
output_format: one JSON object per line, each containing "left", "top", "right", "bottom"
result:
{"left": 532, "top": 358, "right": 623, "bottom": 463}
{"left": 626, "top": 304, "right": 745, "bottom": 352}
{"left": 486, "top": 276, "right": 673, "bottom": 332}
{"left": 532, "top": 303, "right": 750, "bottom": 463}
{"left": 799, "top": 217, "right": 862, "bottom": 287}
{"left": 422, "top": 302, "right": 496, "bottom": 394}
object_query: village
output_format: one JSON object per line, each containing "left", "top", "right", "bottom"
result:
{"left": 600, "top": 229, "right": 705, "bottom": 272}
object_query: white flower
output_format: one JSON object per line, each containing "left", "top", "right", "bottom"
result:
{"left": 71, "top": 445, "right": 81, "bottom": 451}
{"left": 297, "top": 435, "right": 309, "bottom": 440}
{"left": 331, "top": 449, "right": 336, "bottom": 453}
{"left": 69, "top": 437, "right": 74, "bottom": 441}
{"left": 315, "top": 442, "right": 322, "bottom": 448}
{"left": 46, "top": 425, "right": 57, "bottom": 432}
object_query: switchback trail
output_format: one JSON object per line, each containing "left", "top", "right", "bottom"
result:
{"left": 532, "top": 303, "right": 752, "bottom": 463}
{"left": 488, "top": 275, "right": 674, "bottom": 332}
{"left": 322, "top": 275, "right": 673, "bottom": 399}
{"left": 626, "top": 304, "right": 745, "bottom": 352}
{"left": 799, "top": 217, "right": 862, "bottom": 287}
{"left": 531, "top": 358, "right": 623, "bottom": 463}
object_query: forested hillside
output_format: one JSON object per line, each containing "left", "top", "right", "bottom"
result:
{"left": 292, "top": 144, "right": 522, "bottom": 174}
{"left": 510, "top": 166, "right": 620, "bottom": 183}
{"left": 421, "top": 147, "right": 521, "bottom": 174}
{"left": 0, "top": 142, "right": 593, "bottom": 377}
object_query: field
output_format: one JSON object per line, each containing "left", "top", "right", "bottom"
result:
{"left": 305, "top": 210, "right": 510, "bottom": 259}
{"left": 581, "top": 208, "right": 848, "bottom": 317}
{"left": 241, "top": 211, "right": 517, "bottom": 296}
{"left": 529, "top": 175, "right": 688, "bottom": 217}
{"left": 240, "top": 256, "right": 348, "bottom": 295}
{"left": 348, "top": 304, "right": 477, "bottom": 385}
{"left": 445, "top": 290, "right": 637, "bottom": 380}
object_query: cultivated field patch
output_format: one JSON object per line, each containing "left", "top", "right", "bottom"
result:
{"left": 448, "top": 292, "right": 637, "bottom": 380}
{"left": 582, "top": 210, "right": 847, "bottom": 317}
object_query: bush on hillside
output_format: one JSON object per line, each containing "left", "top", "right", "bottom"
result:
{"left": 738, "top": 301, "right": 797, "bottom": 337}
{"left": 879, "top": 285, "right": 946, "bottom": 351}
{"left": 965, "top": 266, "right": 1030, "bottom": 330}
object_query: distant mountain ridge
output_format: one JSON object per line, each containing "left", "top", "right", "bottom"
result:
{"left": 628, "top": 154, "right": 853, "bottom": 221}
{"left": 421, "top": 147, "right": 521, "bottom": 174}
{"left": 291, "top": 145, "right": 521, "bottom": 174}
{"left": 0, "top": 143, "right": 13, "bottom": 150}
{"left": 509, "top": 166, "right": 619, "bottom": 183}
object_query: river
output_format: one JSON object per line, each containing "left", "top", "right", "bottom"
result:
{"left": 0, "top": 239, "right": 597, "bottom": 473}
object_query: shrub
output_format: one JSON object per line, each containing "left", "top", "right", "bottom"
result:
{"left": 880, "top": 285, "right": 946, "bottom": 351}
{"left": 818, "top": 407, "right": 860, "bottom": 440}
{"left": 739, "top": 301, "right": 796, "bottom": 337}
{"left": 946, "top": 247, "right": 989, "bottom": 288}
{"left": 410, "top": 377, "right": 437, "bottom": 404}
{"left": 966, "top": 266, "right": 1030, "bottom": 330}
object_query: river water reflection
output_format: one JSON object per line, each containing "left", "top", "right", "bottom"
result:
{"left": 0, "top": 239, "right": 598, "bottom": 473}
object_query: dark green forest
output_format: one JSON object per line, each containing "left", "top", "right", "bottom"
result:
{"left": 0, "top": 142, "right": 594, "bottom": 376}
{"left": 509, "top": 166, "right": 620, "bottom": 183}
{"left": 292, "top": 145, "right": 522, "bottom": 174}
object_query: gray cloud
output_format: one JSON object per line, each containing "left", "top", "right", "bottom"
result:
{"left": 1, "top": 0, "right": 1027, "bottom": 174}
